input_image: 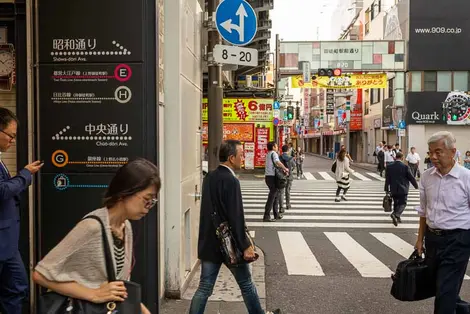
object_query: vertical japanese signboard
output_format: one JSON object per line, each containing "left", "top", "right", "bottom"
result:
{"left": 255, "top": 128, "right": 269, "bottom": 167}
{"left": 326, "top": 89, "right": 335, "bottom": 115}
{"left": 36, "top": 0, "right": 148, "bottom": 259}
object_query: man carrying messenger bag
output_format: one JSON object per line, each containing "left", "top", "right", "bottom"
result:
{"left": 189, "top": 140, "right": 281, "bottom": 314}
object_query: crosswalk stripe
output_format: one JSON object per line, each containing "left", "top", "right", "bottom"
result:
{"left": 244, "top": 203, "right": 418, "bottom": 209}
{"left": 324, "top": 232, "right": 392, "bottom": 278}
{"left": 245, "top": 209, "right": 419, "bottom": 215}
{"left": 246, "top": 215, "right": 420, "bottom": 222}
{"left": 242, "top": 195, "right": 419, "bottom": 201}
{"left": 370, "top": 232, "right": 416, "bottom": 258}
{"left": 371, "top": 232, "right": 470, "bottom": 280}
{"left": 278, "top": 231, "right": 325, "bottom": 276}
{"left": 243, "top": 200, "right": 420, "bottom": 205}
{"left": 247, "top": 222, "right": 417, "bottom": 228}
{"left": 303, "top": 172, "right": 316, "bottom": 180}
{"left": 366, "top": 172, "right": 385, "bottom": 181}
{"left": 351, "top": 172, "right": 372, "bottom": 181}
{"left": 318, "top": 172, "right": 335, "bottom": 180}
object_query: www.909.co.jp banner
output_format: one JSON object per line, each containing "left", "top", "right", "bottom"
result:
{"left": 291, "top": 73, "right": 387, "bottom": 89}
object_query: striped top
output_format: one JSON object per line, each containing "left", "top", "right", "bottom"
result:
{"left": 35, "top": 208, "right": 133, "bottom": 289}
{"left": 112, "top": 232, "right": 125, "bottom": 275}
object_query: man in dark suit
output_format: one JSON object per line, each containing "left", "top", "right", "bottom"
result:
{"left": 189, "top": 140, "right": 281, "bottom": 314}
{"left": 384, "top": 151, "right": 418, "bottom": 226}
{"left": 0, "top": 108, "right": 43, "bottom": 313}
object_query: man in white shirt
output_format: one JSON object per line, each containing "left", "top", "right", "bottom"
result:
{"left": 415, "top": 131, "right": 470, "bottom": 313}
{"left": 405, "top": 147, "right": 420, "bottom": 178}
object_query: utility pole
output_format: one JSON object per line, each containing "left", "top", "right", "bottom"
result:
{"left": 274, "top": 33, "right": 280, "bottom": 144}
{"left": 345, "top": 96, "right": 351, "bottom": 154}
{"left": 207, "top": 0, "right": 223, "bottom": 172}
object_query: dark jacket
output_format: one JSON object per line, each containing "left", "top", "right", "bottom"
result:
{"left": 280, "top": 153, "right": 295, "bottom": 180}
{"left": 197, "top": 165, "right": 251, "bottom": 263}
{"left": 0, "top": 164, "right": 31, "bottom": 261}
{"left": 384, "top": 161, "right": 418, "bottom": 195}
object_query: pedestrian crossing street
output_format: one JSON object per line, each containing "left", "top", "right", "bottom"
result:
{"left": 241, "top": 180, "right": 419, "bottom": 229}
{"left": 299, "top": 171, "right": 384, "bottom": 181}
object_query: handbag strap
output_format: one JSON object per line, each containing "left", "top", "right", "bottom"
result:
{"left": 83, "top": 215, "right": 117, "bottom": 282}
{"left": 271, "top": 151, "right": 280, "bottom": 170}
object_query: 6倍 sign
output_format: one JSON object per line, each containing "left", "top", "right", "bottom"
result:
{"left": 202, "top": 98, "right": 274, "bottom": 122}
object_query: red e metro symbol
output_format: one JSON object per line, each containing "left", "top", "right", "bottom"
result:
{"left": 114, "top": 64, "right": 132, "bottom": 82}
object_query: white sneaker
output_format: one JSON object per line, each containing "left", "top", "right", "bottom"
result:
{"left": 335, "top": 197, "right": 341, "bottom": 202}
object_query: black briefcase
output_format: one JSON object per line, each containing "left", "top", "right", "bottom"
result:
{"left": 390, "top": 250, "right": 435, "bottom": 301}
{"left": 383, "top": 193, "right": 392, "bottom": 212}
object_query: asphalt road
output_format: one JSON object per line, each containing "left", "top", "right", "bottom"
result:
{"left": 240, "top": 178, "right": 470, "bottom": 314}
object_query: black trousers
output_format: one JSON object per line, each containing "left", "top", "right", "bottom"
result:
{"left": 392, "top": 194, "right": 407, "bottom": 217}
{"left": 264, "top": 176, "right": 280, "bottom": 219}
{"left": 409, "top": 163, "right": 419, "bottom": 177}
{"left": 425, "top": 228, "right": 470, "bottom": 314}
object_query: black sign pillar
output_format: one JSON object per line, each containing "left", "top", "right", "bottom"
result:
{"left": 35, "top": 0, "right": 158, "bottom": 311}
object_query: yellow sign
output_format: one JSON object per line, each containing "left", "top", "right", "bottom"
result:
{"left": 202, "top": 98, "right": 273, "bottom": 122}
{"left": 291, "top": 73, "right": 387, "bottom": 89}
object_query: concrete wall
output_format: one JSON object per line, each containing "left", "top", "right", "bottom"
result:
{"left": 162, "top": 0, "right": 202, "bottom": 298}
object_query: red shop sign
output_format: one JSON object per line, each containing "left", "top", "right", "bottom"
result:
{"left": 255, "top": 127, "right": 270, "bottom": 167}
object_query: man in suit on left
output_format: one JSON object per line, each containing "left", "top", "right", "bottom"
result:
{"left": 384, "top": 151, "right": 419, "bottom": 226}
{"left": 0, "top": 108, "right": 43, "bottom": 313}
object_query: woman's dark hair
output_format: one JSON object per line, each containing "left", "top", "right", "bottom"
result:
{"left": 466, "top": 151, "right": 470, "bottom": 156}
{"left": 338, "top": 148, "right": 347, "bottom": 162}
{"left": 103, "top": 158, "right": 161, "bottom": 208}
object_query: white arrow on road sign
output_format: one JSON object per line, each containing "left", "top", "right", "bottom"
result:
{"left": 213, "top": 44, "right": 258, "bottom": 67}
{"left": 215, "top": 0, "right": 257, "bottom": 46}
{"left": 220, "top": 3, "right": 248, "bottom": 42}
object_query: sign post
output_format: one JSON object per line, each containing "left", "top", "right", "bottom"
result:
{"left": 206, "top": 0, "right": 258, "bottom": 171}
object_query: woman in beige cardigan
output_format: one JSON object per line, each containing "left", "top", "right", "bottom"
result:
{"left": 334, "top": 149, "right": 355, "bottom": 202}
{"left": 33, "top": 158, "right": 161, "bottom": 314}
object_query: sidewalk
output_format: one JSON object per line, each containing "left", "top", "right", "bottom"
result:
{"left": 160, "top": 247, "right": 266, "bottom": 314}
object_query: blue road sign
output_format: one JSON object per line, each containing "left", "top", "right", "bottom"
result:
{"left": 398, "top": 120, "right": 406, "bottom": 129}
{"left": 273, "top": 118, "right": 279, "bottom": 126}
{"left": 273, "top": 101, "right": 280, "bottom": 110}
{"left": 215, "top": 0, "right": 258, "bottom": 46}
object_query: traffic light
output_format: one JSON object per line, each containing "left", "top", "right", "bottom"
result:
{"left": 287, "top": 106, "right": 294, "bottom": 120}
{"left": 295, "top": 106, "right": 300, "bottom": 119}
{"left": 317, "top": 68, "right": 342, "bottom": 77}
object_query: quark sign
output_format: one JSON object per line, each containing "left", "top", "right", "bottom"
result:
{"left": 409, "top": 111, "right": 441, "bottom": 124}
{"left": 405, "top": 92, "right": 470, "bottom": 125}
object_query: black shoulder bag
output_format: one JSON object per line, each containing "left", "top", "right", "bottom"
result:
{"left": 271, "top": 152, "right": 287, "bottom": 189}
{"left": 38, "top": 215, "right": 142, "bottom": 314}
{"left": 208, "top": 173, "right": 256, "bottom": 266}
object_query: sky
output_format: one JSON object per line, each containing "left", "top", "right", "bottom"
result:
{"left": 269, "top": 0, "right": 339, "bottom": 51}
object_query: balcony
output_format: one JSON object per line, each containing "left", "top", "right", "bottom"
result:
{"left": 249, "top": 0, "right": 274, "bottom": 12}
{"left": 258, "top": 18, "right": 272, "bottom": 30}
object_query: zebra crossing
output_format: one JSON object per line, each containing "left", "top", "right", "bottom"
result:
{"left": 252, "top": 229, "right": 470, "bottom": 279}
{"left": 297, "top": 171, "right": 385, "bottom": 181}
{"left": 241, "top": 180, "right": 420, "bottom": 229}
